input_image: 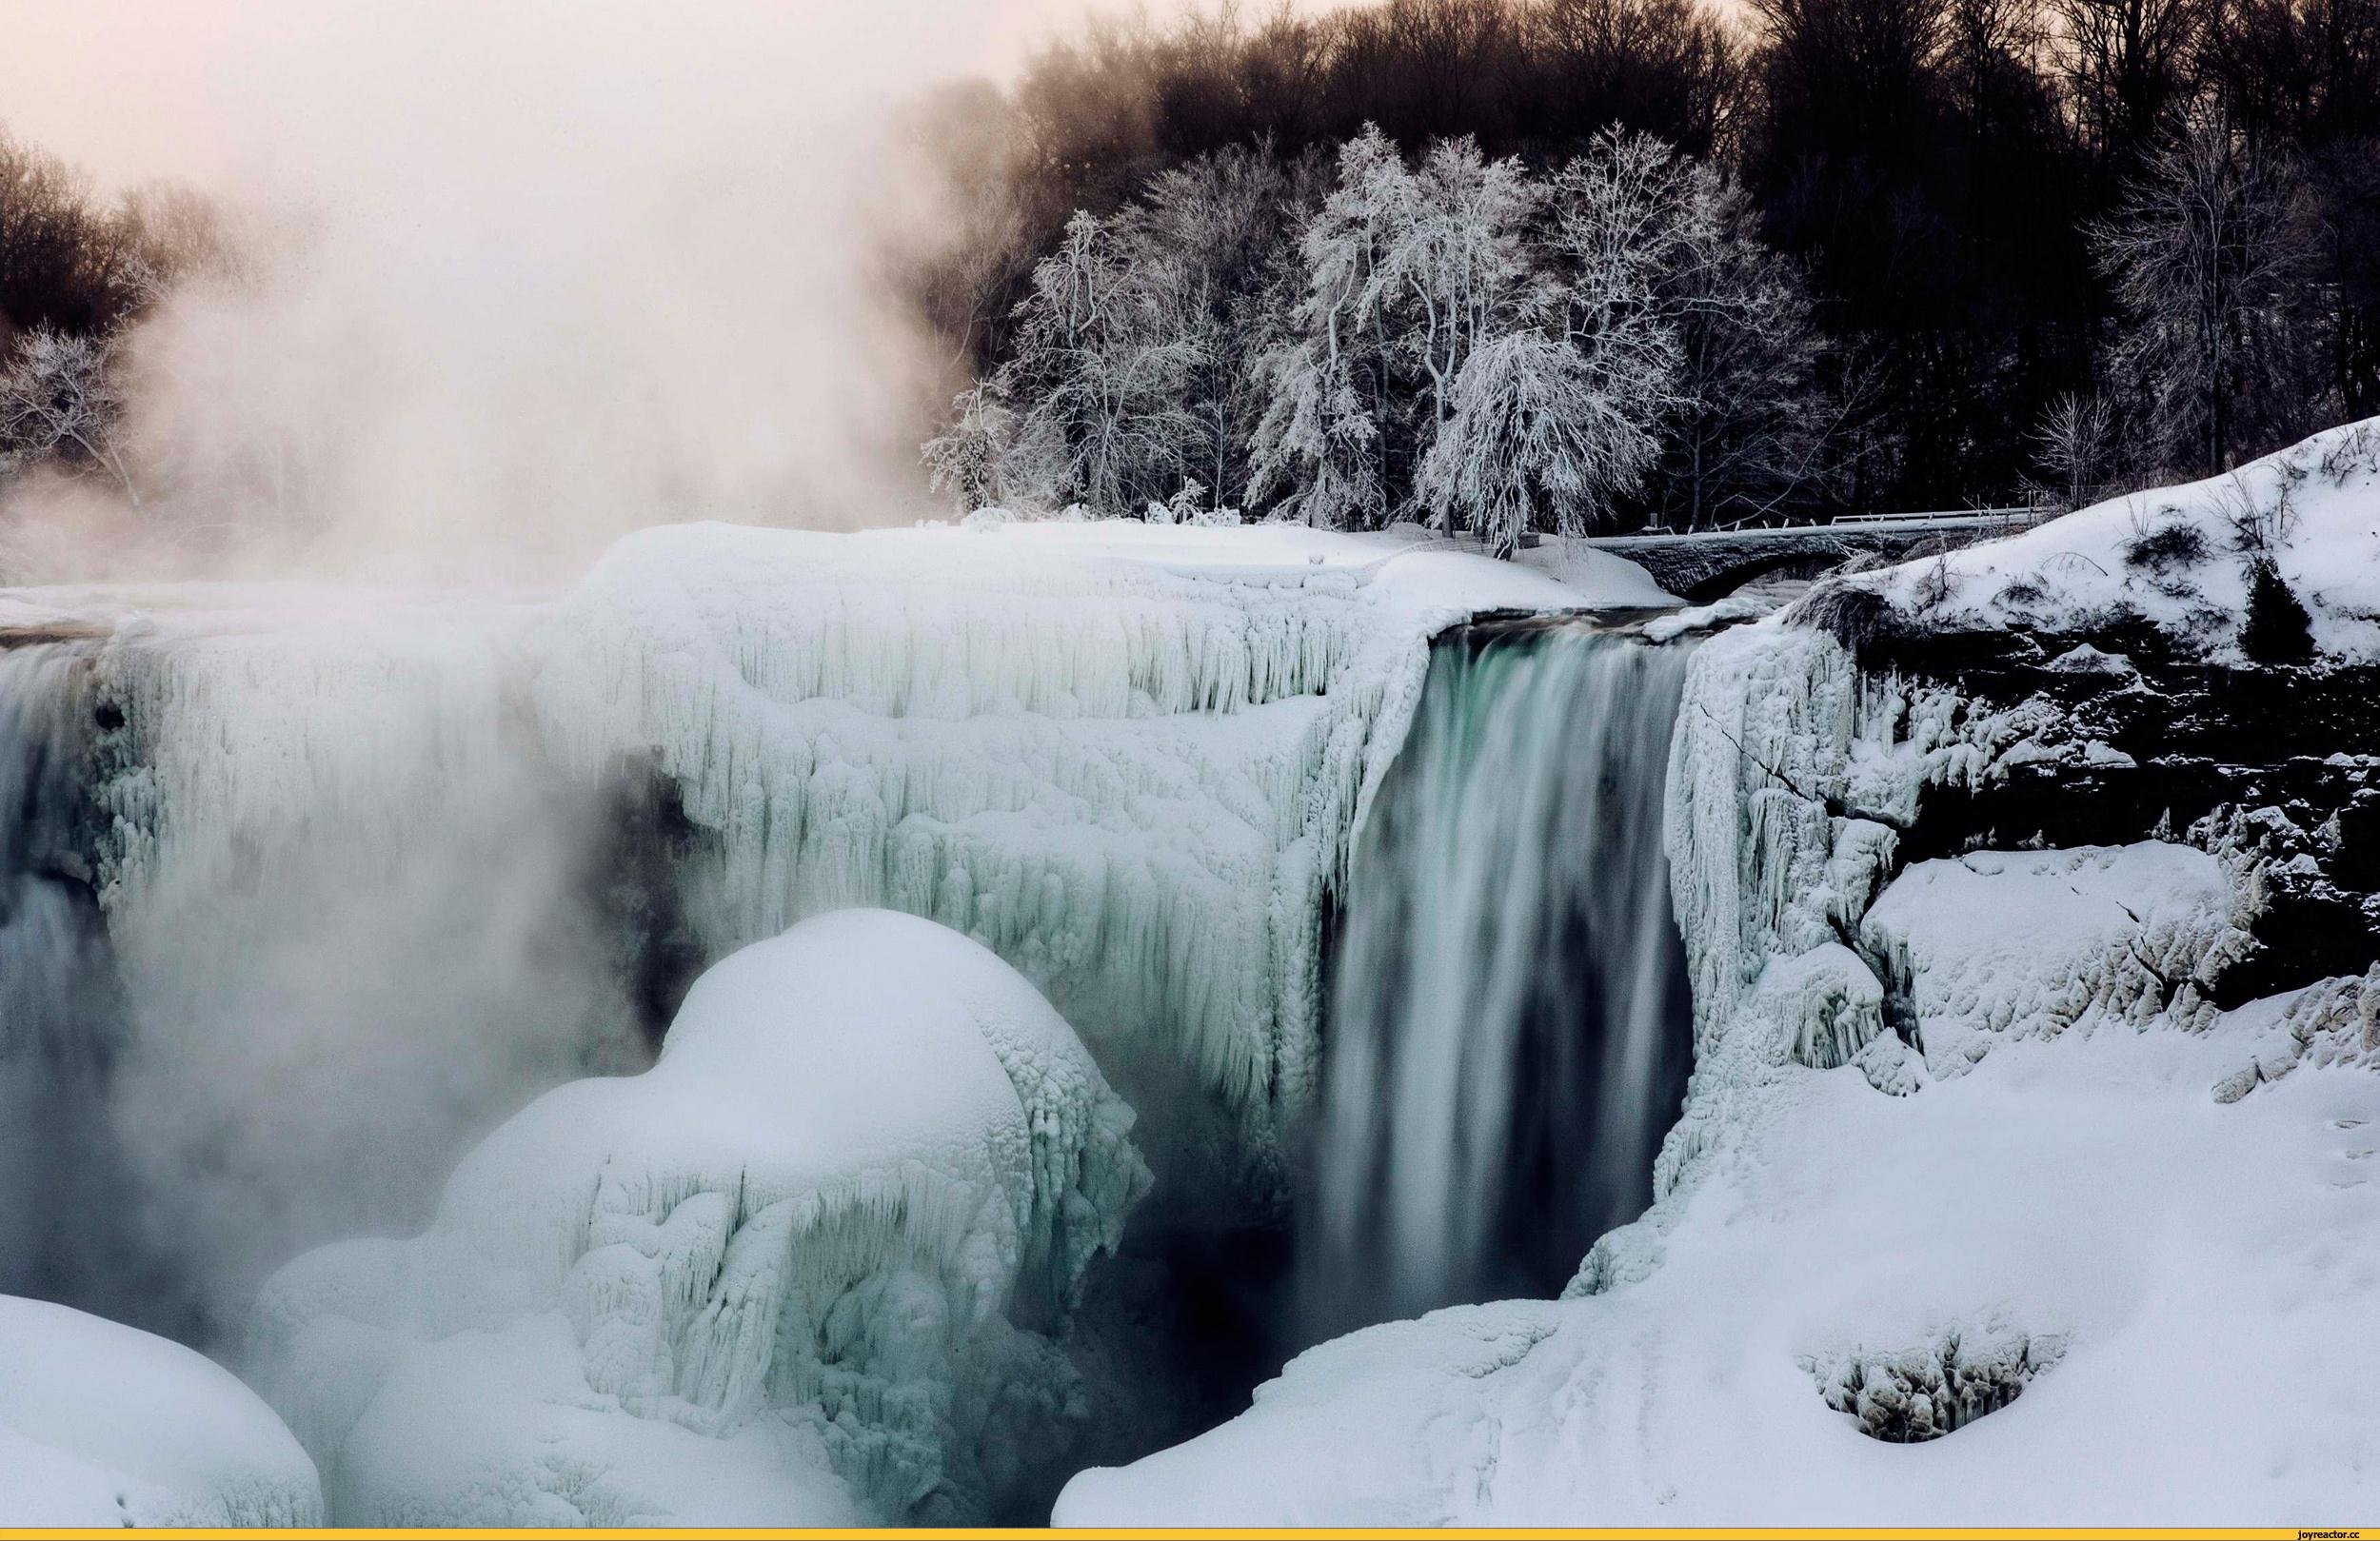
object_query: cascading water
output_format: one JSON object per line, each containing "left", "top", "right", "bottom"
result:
{"left": 1303, "top": 618, "right": 1696, "bottom": 1338}
{"left": 0, "top": 642, "right": 161, "bottom": 1326}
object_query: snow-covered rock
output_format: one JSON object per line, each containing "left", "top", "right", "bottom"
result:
{"left": 0, "top": 1294, "right": 319, "bottom": 1526}
{"left": 248, "top": 909, "right": 1149, "bottom": 1526}
{"left": 1860, "top": 842, "right": 2245, "bottom": 1074}
{"left": 1818, "top": 417, "right": 2380, "bottom": 662}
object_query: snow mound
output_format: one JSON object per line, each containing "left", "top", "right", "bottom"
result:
{"left": 249, "top": 909, "right": 1149, "bottom": 1526}
{"left": 0, "top": 1294, "right": 319, "bottom": 1526}
{"left": 1818, "top": 417, "right": 2380, "bottom": 662}
{"left": 1862, "top": 843, "right": 2247, "bottom": 1075}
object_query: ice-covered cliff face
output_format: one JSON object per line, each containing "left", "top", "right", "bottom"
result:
{"left": 0, "top": 523, "right": 1653, "bottom": 1343}
{"left": 248, "top": 911, "right": 1148, "bottom": 1527}
{"left": 526, "top": 522, "right": 1656, "bottom": 1180}
{"left": 1060, "top": 429, "right": 2380, "bottom": 1527}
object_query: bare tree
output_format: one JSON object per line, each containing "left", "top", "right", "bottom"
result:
{"left": 2048, "top": 0, "right": 2205, "bottom": 167}
{"left": 2092, "top": 104, "right": 2320, "bottom": 475}
{"left": 0, "top": 326, "right": 140, "bottom": 510}
{"left": 1651, "top": 160, "right": 1829, "bottom": 527}
{"left": 2030, "top": 390, "right": 2113, "bottom": 509}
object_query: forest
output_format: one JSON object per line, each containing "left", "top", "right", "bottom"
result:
{"left": 901, "top": 0, "right": 2380, "bottom": 544}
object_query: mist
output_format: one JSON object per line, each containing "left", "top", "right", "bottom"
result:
{"left": 0, "top": 0, "right": 1122, "bottom": 582}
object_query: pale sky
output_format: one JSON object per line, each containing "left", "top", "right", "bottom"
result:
{"left": 0, "top": 0, "right": 1144, "bottom": 190}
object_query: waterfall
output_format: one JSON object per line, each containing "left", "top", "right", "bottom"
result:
{"left": 0, "top": 643, "right": 154, "bottom": 1324}
{"left": 1303, "top": 619, "right": 1695, "bottom": 1337}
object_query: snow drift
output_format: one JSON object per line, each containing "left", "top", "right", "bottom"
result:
{"left": 0, "top": 1294, "right": 319, "bottom": 1527}
{"left": 248, "top": 909, "right": 1149, "bottom": 1526}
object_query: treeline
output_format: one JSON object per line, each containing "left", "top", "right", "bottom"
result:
{"left": 902, "top": 0, "right": 2380, "bottom": 537}
{"left": 0, "top": 128, "right": 235, "bottom": 505}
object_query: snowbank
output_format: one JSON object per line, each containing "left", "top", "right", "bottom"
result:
{"left": 249, "top": 909, "right": 1149, "bottom": 1526}
{"left": 1861, "top": 842, "right": 2245, "bottom": 1073}
{"left": 1828, "top": 418, "right": 2380, "bottom": 662}
{"left": 0, "top": 1294, "right": 319, "bottom": 1526}
{"left": 1058, "top": 995, "right": 2380, "bottom": 1524}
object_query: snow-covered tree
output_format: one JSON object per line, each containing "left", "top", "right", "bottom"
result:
{"left": 921, "top": 381, "right": 1019, "bottom": 511}
{"left": 1118, "top": 145, "right": 1317, "bottom": 520}
{"left": 1370, "top": 136, "right": 1541, "bottom": 482}
{"left": 2092, "top": 105, "right": 2321, "bottom": 477}
{"left": 0, "top": 326, "right": 140, "bottom": 510}
{"left": 1415, "top": 126, "right": 1688, "bottom": 541}
{"left": 999, "top": 210, "right": 1200, "bottom": 515}
{"left": 1248, "top": 128, "right": 1412, "bottom": 528}
{"left": 1418, "top": 328, "right": 1629, "bottom": 556}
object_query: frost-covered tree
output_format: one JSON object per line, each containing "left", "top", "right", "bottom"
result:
{"left": 1248, "top": 128, "right": 1412, "bottom": 528}
{"left": 0, "top": 326, "right": 140, "bottom": 509}
{"left": 921, "top": 381, "right": 1020, "bottom": 511}
{"left": 1652, "top": 162, "right": 1830, "bottom": 528}
{"left": 1370, "top": 136, "right": 1540, "bottom": 474}
{"left": 998, "top": 210, "right": 1200, "bottom": 514}
{"left": 1414, "top": 126, "right": 1692, "bottom": 539}
{"left": 1417, "top": 328, "right": 1621, "bottom": 555}
{"left": 2092, "top": 105, "right": 2322, "bottom": 476}
{"left": 1117, "top": 145, "right": 1318, "bottom": 520}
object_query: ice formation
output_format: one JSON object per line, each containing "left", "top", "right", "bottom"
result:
{"left": 0, "top": 1294, "right": 320, "bottom": 1526}
{"left": 248, "top": 909, "right": 1150, "bottom": 1526}
{"left": 0, "top": 520, "right": 1644, "bottom": 1339}
{"left": 1061, "top": 445, "right": 2380, "bottom": 1526}
{"left": 526, "top": 520, "right": 1656, "bottom": 1166}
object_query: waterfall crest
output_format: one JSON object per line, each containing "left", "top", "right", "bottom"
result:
{"left": 1305, "top": 619, "right": 1695, "bottom": 1337}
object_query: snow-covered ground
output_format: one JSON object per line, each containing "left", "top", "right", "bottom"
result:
{"left": 248, "top": 909, "right": 1149, "bottom": 1527}
{"left": 0, "top": 1295, "right": 320, "bottom": 1527}
{"left": 1837, "top": 417, "right": 2380, "bottom": 662}
{"left": 1058, "top": 989, "right": 2380, "bottom": 1525}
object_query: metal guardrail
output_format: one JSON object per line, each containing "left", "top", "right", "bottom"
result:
{"left": 1828, "top": 505, "right": 2040, "bottom": 526}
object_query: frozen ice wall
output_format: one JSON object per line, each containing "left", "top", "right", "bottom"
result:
{"left": 0, "top": 519, "right": 1616, "bottom": 1343}
{"left": 1305, "top": 620, "right": 1695, "bottom": 1335}
{"left": 527, "top": 521, "right": 1615, "bottom": 1180}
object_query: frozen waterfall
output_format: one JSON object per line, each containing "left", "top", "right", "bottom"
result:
{"left": 1304, "top": 620, "right": 1696, "bottom": 1335}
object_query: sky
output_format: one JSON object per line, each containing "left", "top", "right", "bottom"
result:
{"left": 0, "top": 0, "right": 1110, "bottom": 190}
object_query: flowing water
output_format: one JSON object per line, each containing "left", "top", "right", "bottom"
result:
{"left": 1303, "top": 618, "right": 1696, "bottom": 1338}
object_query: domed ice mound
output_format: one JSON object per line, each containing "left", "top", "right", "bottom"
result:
{"left": 248, "top": 908, "right": 1151, "bottom": 1526}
